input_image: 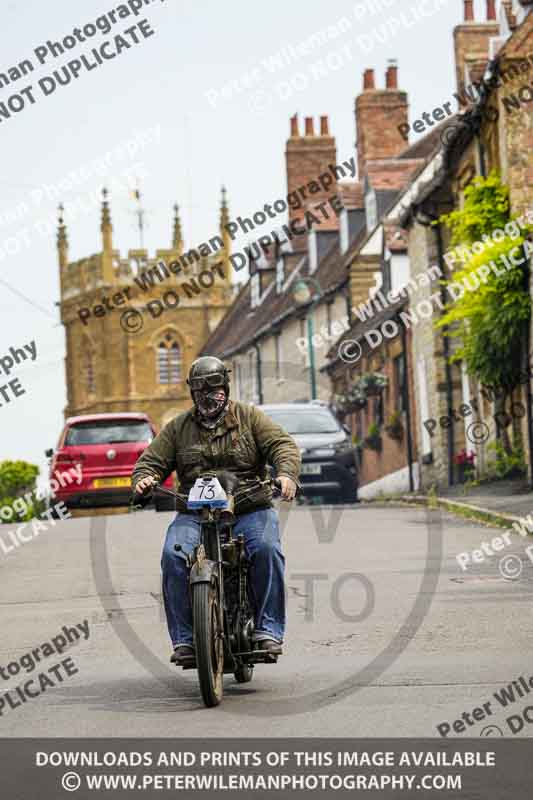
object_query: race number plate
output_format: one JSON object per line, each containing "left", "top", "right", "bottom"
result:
{"left": 187, "top": 476, "right": 228, "bottom": 509}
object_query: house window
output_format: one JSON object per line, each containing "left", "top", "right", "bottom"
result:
{"left": 86, "top": 353, "right": 95, "bottom": 394}
{"left": 235, "top": 361, "right": 243, "bottom": 400}
{"left": 309, "top": 229, "right": 318, "bottom": 273}
{"left": 394, "top": 354, "right": 406, "bottom": 412}
{"left": 340, "top": 208, "right": 349, "bottom": 254}
{"left": 248, "top": 350, "right": 257, "bottom": 401}
{"left": 365, "top": 189, "right": 377, "bottom": 231}
{"left": 158, "top": 335, "right": 181, "bottom": 384}
{"left": 251, "top": 273, "right": 260, "bottom": 308}
{"left": 276, "top": 258, "right": 284, "bottom": 293}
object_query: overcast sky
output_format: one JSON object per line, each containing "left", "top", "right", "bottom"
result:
{"left": 0, "top": 0, "right": 468, "bottom": 475}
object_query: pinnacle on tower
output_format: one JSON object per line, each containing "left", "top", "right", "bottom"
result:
{"left": 172, "top": 203, "right": 183, "bottom": 251}
{"left": 220, "top": 185, "right": 230, "bottom": 230}
{"left": 101, "top": 187, "right": 111, "bottom": 227}
{"left": 219, "top": 185, "right": 232, "bottom": 280}
{"left": 57, "top": 203, "right": 68, "bottom": 249}
{"left": 101, "top": 187, "right": 113, "bottom": 253}
{"left": 57, "top": 203, "right": 69, "bottom": 275}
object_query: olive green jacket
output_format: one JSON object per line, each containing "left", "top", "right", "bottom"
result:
{"left": 132, "top": 401, "right": 301, "bottom": 514}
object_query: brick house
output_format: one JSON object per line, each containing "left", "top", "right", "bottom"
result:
{"left": 384, "top": 0, "right": 533, "bottom": 489}
{"left": 320, "top": 75, "right": 453, "bottom": 498}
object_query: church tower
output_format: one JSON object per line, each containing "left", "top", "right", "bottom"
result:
{"left": 58, "top": 189, "right": 234, "bottom": 429}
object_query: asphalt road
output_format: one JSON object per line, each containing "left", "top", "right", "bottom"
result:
{"left": 1, "top": 502, "right": 532, "bottom": 738}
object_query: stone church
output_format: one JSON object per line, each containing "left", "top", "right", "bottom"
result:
{"left": 58, "top": 189, "right": 235, "bottom": 429}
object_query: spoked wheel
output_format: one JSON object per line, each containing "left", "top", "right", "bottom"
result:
{"left": 234, "top": 664, "right": 254, "bottom": 683}
{"left": 193, "top": 581, "right": 224, "bottom": 707}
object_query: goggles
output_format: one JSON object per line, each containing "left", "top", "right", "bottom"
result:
{"left": 188, "top": 373, "right": 226, "bottom": 392}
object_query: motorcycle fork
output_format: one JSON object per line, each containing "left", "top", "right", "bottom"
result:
{"left": 237, "top": 534, "right": 247, "bottom": 611}
{"left": 203, "top": 519, "right": 225, "bottom": 643}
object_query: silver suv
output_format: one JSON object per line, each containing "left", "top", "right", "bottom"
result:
{"left": 259, "top": 403, "right": 358, "bottom": 504}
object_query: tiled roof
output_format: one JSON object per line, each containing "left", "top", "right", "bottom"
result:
{"left": 398, "top": 117, "right": 456, "bottom": 160}
{"left": 201, "top": 231, "right": 354, "bottom": 358}
{"left": 323, "top": 296, "right": 407, "bottom": 369}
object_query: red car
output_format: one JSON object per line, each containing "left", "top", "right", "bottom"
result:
{"left": 45, "top": 412, "right": 174, "bottom": 510}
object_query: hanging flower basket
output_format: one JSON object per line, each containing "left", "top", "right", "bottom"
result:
{"left": 385, "top": 412, "right": 404, "bottom": 441}
{"left": 358, "top": 372, "right": 388, "bottom": 397}
{"left": 350, "top": 396, "right": 367, "bottom": 412}
{"left": 334, "top": 390, "right": 367, "bottom": 415}
{"left": 363, "top": 423, "right": 382, "bottom": 452}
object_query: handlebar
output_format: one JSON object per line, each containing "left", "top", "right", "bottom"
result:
{"left": 131, "top": 476, "right": 289, "bottom": 509}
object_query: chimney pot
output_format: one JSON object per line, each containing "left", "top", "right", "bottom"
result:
{"left": 363, "top": 68, "right": 375, "bottom": 90}
{"left": 320, "top": 115, "right": 329, "bottom": 135}
{"left": 305, "top": 116, "right": 314, "bottom": 136}
{"left": 386, "top": 59, "right": 398, "bottom": 89}
{"left": 464, "top": 0, "right": 474, "bottom": 21}
{"left": 486, "top": 0, "right": 496, "bottom": 20}
{"left": 290, "top": 114, "right": 299, "bottom": 137}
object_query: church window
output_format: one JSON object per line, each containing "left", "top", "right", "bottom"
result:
{"left": 158, "top": 334, "right": 181, "bottom": 384}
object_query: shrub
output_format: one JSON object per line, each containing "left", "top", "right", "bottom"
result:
{"left": 0, "top": 460, "right": 42, "bottom": 523}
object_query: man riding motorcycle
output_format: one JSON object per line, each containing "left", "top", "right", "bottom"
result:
{"left": 132, "top": 356, "right": 301, "bottom": 665}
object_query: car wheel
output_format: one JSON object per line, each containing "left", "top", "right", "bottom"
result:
{"left": 341, "top": 489, "right": 359, "bottom": 504}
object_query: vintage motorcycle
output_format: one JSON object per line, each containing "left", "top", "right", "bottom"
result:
{"left": 133, "top": 472, "right": 288, "bottom": 708}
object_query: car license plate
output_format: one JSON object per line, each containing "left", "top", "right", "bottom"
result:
{"left": 93, "top": 477, "right": 131, "bottom": 488}
{"left": 300, "top": 464, "right": 322, "bottom": 475}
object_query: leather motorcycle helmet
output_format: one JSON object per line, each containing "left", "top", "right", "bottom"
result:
{"left": 187, "top": 356, "right": 231, "bottom": 425}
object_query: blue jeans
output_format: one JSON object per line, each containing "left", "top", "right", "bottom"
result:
{"left": 161, "top": 508, "right": 285, "bottom": 647}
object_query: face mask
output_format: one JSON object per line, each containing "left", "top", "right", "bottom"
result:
{"left": 193, "top": 388, "right": 226, "bottom": 419}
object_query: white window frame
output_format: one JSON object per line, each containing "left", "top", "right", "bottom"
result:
{"left": 365, "top": 189, "right": 377, "bottom": 232}
{"left": 251, "top": 273, "right": 260, "bottom": 308}
{"left": 340, "top": 208, "right": 349, "bottom": 254}
{"left": 276, "top": 258, "right": 284, "bottom": 293}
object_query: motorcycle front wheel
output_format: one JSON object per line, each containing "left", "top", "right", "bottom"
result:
{"left": 193, "top": 581, "right": 224, "bottom": 707}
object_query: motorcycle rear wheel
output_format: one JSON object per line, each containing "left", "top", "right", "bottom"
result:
{"left": 234, "top": 664, "right": 254, "bottom": 683}
{"left": 193, "top": 581, "right": 224, "bottom": 707}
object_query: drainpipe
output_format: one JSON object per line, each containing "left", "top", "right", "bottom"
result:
{"left": 253, "top": 342, "right": 264, "bottom": 405}
{"left": 524, "top": 320, "right": 533, "bottom": 487}
{"left": 415, "top": 209, "right": 455, "bottom": 486}
{"left": 521, "top": 238, "right": 533, "bottom": 486}
{"left": 435, "top": 222, "right": 456, "bottom": 486}
{"left": 400, "top": 318, "right": 415, "bottom": 492}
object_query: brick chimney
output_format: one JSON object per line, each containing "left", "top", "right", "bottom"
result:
{"left": 285, "top": 113, "right": 337, "bottom": 227}
{"left": 453, "top": 0, "right": 499, "bottom": 95}
{"left": 355, "top": 60, "right": 408, "bottom": 180}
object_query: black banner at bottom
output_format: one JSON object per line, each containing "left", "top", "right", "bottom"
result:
{"left": 0, "top": 738, "right": 531, "bottom": 799}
